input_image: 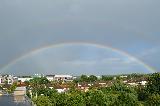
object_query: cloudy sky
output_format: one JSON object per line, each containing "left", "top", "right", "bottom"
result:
{"left": 0, "top": 0, "right": 160, "bottom": 75}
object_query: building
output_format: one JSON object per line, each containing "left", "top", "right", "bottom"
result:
{"left": 14, "top": 86, "right": 26, "bottom": 96}
{"left": 46, "top": 75, "right": 54, "bottom": 81}
{"left": 139, "top": 81, "right": 147, "bottom": 86}
{"left": 33, "top": 74, "right": 44, "bottom": 78}
{"left": 0, "top": 74, "right": 16, "bottom": 85}
{"left": 54, "top": 75, "right": 73, "bottom": 81}
{"left": 18, "top": 77, "right": 32, "bottom": 82}
{"left": 120, "top": 75, "right": 128, "bottom": 78}
{"left": 77, "top": 83, "right": 90, "bottom": 92}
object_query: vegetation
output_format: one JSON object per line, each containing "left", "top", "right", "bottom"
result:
{"left": 25, "top": 73, "right": 160, "bottom": 106}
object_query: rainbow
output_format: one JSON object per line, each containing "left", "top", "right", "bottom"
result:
{"left": 0, "top": 42, "right": 157, "bottom": 73}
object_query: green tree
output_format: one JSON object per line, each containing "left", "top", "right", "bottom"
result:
{"left": 147, "top": 73, "right": 160, "bottom": 94}
{"left": 40, "top": 77, "right": 50, "bottom": 85}
{"left": 85, "top": 89, "right": 107, "bottom": 106}
{"left": 33, "top": 95, "right": 52, "bottom": 106}
{"left": 66, "top": 93, "right": 85, "bottom": 106}
{"left": 55, "top": 93, "right": 68, "bottom": 106}
{"left": 80, "top": 75, "right": 89, "bottom": 82}
{"left": 115, "top": 92, "right": 140, "bottom": 106}
{"left": 89, "top": 75, "right": 97, "bottom": 82}
{"left": 101, "top": 75, "right": 113, "bottom": 81}
{"left": 146, "top": 94, "right": 160, "bottom": 106}
{"left": 112, "top": 81, "right": 137, "bottom": 94}
{"left": 8, "top": 82, "right": 17, "bottom": 93}
{"left": 29, "top": 77, "right": 50, "bottom": 97}
{"left": 137, "top": 86, "right": 148, "bottom": 101}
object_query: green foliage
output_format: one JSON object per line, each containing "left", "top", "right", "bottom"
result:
{"left": 137, "top": 86, "right": 148, "bottom": 101}
{"left": 29, "top": 77, "right": 50, "bottom": 96}
{"left": 66, "top": 93, "right": 85, "bottom": 106}
{"left": 8, "top": 82, "right": 17, "bottom": 93}
{"left": 115, "top": 92, "right": 140, "bottom": 106}
{"left": 24, "top": 80, "right": 30, "bottom": 86}
{"left": 147, "top": 73, "right": 160, "bottom": 94}
{"left": 74, "top": 75, "right": 97, "bottom": 83}
{"left": 127, "top": 73, "right": 143, "bottom": 79}
{"left": 33, "top": 95, "right": 52, "bottom": 106}
{"left": 102, "top": 75, "right": 113, "bottom": 81}
{"left": 80, "top": 75, "right": 89, "bottom": 82}
{"left": 88, "top": 75, "right": 97, "bottom": 82}
{"left": 146, "top": 94, "right": 160, "bottom": 106}
{"left": 112, "top": 81, "right": 137, "bottom": 94}
{"left": 55, "top": 93, "right": 68, "bottom": 106}
{"left": 28, "top": 73, "right": 160, "bottom": 106}
{"left": 85, "top": 89, "right": 107, "bottom": 106}
{"left": 30, "top": 77, "right": 50, "bottom": 85}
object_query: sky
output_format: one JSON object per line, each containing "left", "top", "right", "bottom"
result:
{"left": 0, "top": 0, "right": 160, "bottom": 75}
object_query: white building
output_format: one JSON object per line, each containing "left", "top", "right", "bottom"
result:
{"left": 139, "top": 81, "right": 147, "bottom": 86}
{"left": 0, "top": 76, "right": 2, "bottom": 84}
{"left": 54, "top": 75, "right": 73, "bottom": 81}
{"left": 0, "top": 74, "right": 15, "bottom": 84}
{"left": 120, "top": 75, "right": 128, "bottom": 78}
{"left": 18, "top": 77, "right": 33, "bottom": 82}
{"left": 46, "top": 75, "right": 54, "bottom": 81}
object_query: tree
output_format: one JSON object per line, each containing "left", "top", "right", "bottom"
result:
{"left": 115, "top": 92, "right": 141, "bottom": 106}
{"left": 24, "top": 80, "right": 30, "bottom": 86}
{"left": 111, "top": 81, "right": 137, "bottom": 94}
{"left": 80, "top": 75, "right": 89, "bottom": 82}
{"left": 30, "top": 77, "right": 50, "bottom": 85}
{"left": 147, "top": 73, "right": 160, "bottom": 94}
{"left": 40, "top": 77, "right": 50, "bottom": 85}
{"left": 88, "top": 75, "right": 97, "bottom": 82}
{"left": 33, "top": 95, "right": 52, "bottom": 106}
{"left": 66, "top": 93, "right": 85, "bottom": 106}
{"left": 29, "top": 77, "right": 50, "bottom": 96}
{"left": 137, "top": 86, "right": 148, "bottom": 101}
{"left": 8, "top": 82, "right": 17, "bottom": 93}
{"left": 101, "top": 75, "right": 113, "bottom": 81}
{"left": 147, "top": 94, "right": 160, "bottom": 106}
{"left": 85, "top": 89, "right": 107, "bottom": 106}
{"left": 55, "top": 93, "right": 68, "bottom": 106}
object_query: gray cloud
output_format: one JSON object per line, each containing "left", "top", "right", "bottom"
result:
{"left": 0, "top": 0, "right": 160, "bottom": 74}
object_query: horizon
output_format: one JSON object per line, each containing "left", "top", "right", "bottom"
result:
{"left": 0, "top": 72, "right": 154, "bottom": 77}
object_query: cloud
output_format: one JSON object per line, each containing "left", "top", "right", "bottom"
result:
{"left": 139, "top": 47, "right": 160, "bottom": 57}
{"left": 63, "top": 60, "right": 97, "bottom": 66}
{"left": 2, "top": 44, "right": 152, "bottom": 75}
{"left": 0, "top": 0, "right": 160, "bottom": 74}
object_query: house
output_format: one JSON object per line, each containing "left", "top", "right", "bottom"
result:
{"left": 18, "top": 77, "right": 32, "bottom": 82}
{"left": 137, "top": 80, "right": 147, "bottom": 86}
{"left": 120, "top": 75, "right": 128, "bottom": 78}
{"left": 46, "top": 75, "right": 54, "bottom": 81}
{"left": 0, "top": 74, "right": 15, "bottom": 85}
{"left": 54, "top": 85, "right": 69, "bottom": 93}
{"left": 14, "top": 86, "right": 26, "bottom": 96}
{"left": 33, "top": 74, "right": 44, "bottom": 78}
{"left": 54, "top": 75, "right": 73, "bottom": 81}
{"left": 0, "top": 76, "right": 2, "bottom": 84}
{"left": 77, "top": 83, "right": 90, "bottom": 92}
{"left": 127, "top": 82, "right": 138, "bottom": 86}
